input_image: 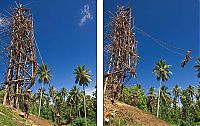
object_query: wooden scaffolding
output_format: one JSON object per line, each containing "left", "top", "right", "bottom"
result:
{"left": 0, "top": 3, "right": 38, "bottom": 108}
{"left": 104, "top": 6, "right": 138, "bottom": 97}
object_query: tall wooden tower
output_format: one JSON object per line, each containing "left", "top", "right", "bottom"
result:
{"left": 104, "top": 6, "right": 138, "bottom": 97}
{"left": 2, "top": 3, "right": 38, "bottom": 108}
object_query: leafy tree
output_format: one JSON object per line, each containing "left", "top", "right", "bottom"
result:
{"left": 122, "top": 84, "right": 147, "bottom": 110}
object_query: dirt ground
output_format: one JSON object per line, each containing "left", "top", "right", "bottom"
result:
{"left": 14, "top": 109, "right": 54, "bottom": 126}
{"left": 27, "top": 115, "right": 54, "bottom": 126}
{"left": 104, "top": 99, "right": 172, "bottom": 126}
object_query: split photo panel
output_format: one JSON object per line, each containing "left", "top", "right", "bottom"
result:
{"left": 0, "top": 0, "right": 199, "bottom": 126}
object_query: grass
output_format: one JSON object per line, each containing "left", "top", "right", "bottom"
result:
{"left": 110, "top": 118, "right": 145, "bottom": 126}
{"left": 0, "top": 105, "right": 26, "bottom": 126}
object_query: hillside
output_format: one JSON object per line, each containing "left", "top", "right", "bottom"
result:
{"left": 0, "top": 105, "right": 54, "bottom": 126}
{"left": 104, "top": 99, "right": 172, "bottom": 126}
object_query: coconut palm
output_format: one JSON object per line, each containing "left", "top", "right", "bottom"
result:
{"left": 147, "top": 87, "right": 156, "bottom": 113}
{"left": 35, "top": 88, "right": 49, "bottom": 116}
{"left": 49, "top": 86, "right": 57, "bottom": 104}
{"left": 160, "top": 86, "right": 171, "bottom": 119}
{"left": 193, "top": 57, "right": 200, "bottom": 78}
{"left": 37, "top": 64, "right": 52, "bottom": 116}
{"left": 160, "top": 86, "right": 171, "bottom": 107}
{"left": 30, "top": 93, "right": 38, "bottom": 115}
{"left": 35, "top": 88, "right": 49, "bottom": 104}
{"left": 73, "top": 65, "right": 92, "bottom": 126}
{"left": 196, "top": 83, "right": 200, "bottom": 107}
{"left": 85, "top": 95, "right": 94, "bottom": 113}
{"left": 172, "top": 84, "right": 181, "bottom": 113}
{"left": 153, "top": 59, "right": 172, "bottom": 117}
{"left": 67, "top": 86, "right": 83, "bottom": 117}
{"left": 186, "top": 85, "right": 195, "bottom": 104}
{"left": 180, "top": 89, "right": 191, "bottom": 120}
{"left": 54, "top": 91, "right": 64, "bottom": 114}
{"left": 60, "top": 87, "right": 68, "bottom": 101}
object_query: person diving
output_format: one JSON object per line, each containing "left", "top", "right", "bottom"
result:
{"left": 181, "top": 49, "right": 192, "bottom": 67}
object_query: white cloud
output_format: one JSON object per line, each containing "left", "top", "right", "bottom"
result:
{"left": 85, "top": 87, "right": 96, "bottom": 96}
{"left": 79, "top": 4, "right": 93, "bottom": 26}
{"left": 0, "top": 18, "right": 4, "bottom": 27}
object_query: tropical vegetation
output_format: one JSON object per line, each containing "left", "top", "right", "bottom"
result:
{"left": 0, "top": 64, "right": 96, "bottom": 126}
{"left": 117, "top": 58, "right": 200, "bottom": 126}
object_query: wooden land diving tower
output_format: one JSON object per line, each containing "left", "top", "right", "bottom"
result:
{"left": 104, "top": 6, "right": 138, "bottom": 97}
{"left": 2, "top": 3, "right": 38, "bottom": 108}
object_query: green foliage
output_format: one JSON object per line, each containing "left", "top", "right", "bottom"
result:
{"left": 111, "top": 118, "right": 145, "bottom": 126}
{"left": 112, "top": 118, "right": 127, "bottom": 126}
{"left": 71, "top": 117, "right": 86, "bottom": 126}
{"left": 0, "top": 90, "right": 4, "bottom": 104}
{"left": 73, "top": 65, "right": 93, "bottom": 87}
{"left": 120, "top": 83, "right": 200, "bottom": 126}
{"left": 193, "top": 57, "right": 200, "bottom": 78}
{"left": 27, "top": 84, "right": 96, "bottom": 125}
{"left": 122, "top": 84, "right": 147, "bottom": 110}
{"left": 0, "top": 105, "right": 26, "bottom": 126}
{"left": 73, "top": 65, "right": 93, "bottom": 126}
{"left": 152, "top": 59, "right": 172, "bottom": 82}
{"left": 37, "top": 64, "right": 52, "bottom": 85}
{"left": 70, "top": 117, "right": 96, "bottom": 126}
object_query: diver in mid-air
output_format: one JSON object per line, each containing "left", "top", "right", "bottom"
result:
{"left": 181, "top": 49, "right": 192, "bottom": 67}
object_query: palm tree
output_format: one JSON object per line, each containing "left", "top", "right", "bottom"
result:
{"left": 60, "top": 87, "right": 68, "bottom": 101}
{"left": 54, "top": 91, "right": 64, "bottom": 114}
{"left": 73, "top": 65, "right": 92, "bottom": 126}
{"left": 37, "top": 64, "right": 52, "bottom": 116}
{"left": 35, "top": 88, "right": 49, "bottom": 116}
{"left": 49, "top": 86, "right": 56, "bottom": 104}
{"left": 67, "top": 86, "right": 83, "bottom": 117}
{"left": 172, "top": 84, "right": 181, "bottom": 113}
{"left": 30, "top": 93, "right": 38, "bottom": 115}
{"left": 160, "top": 86, "right": 171, "bottom": 119}
{"left": 180, "top": 89, "right": 192, "bottom": 121}
{"left": 186, "top": 85, "right": 195, "bottom": 104}
{"left": 193, "top": 57, "right": 200, "bottom": 78}
{"left": 196, "top": 82, "right": 200, "bottom": 106}
{"left": 160, "top": 86, "right": 171, "bottom": 106}
{"left": 147, "top": 87, "right": 156, "bottom": 113}
{"left": 153, "top": 59, "right": 172, "bottom": 117}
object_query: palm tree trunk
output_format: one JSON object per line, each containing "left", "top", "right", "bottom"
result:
{"left": 70, "top": 104, "right": 72, "bottom": 117}
{"left": 38, "top": 83, "right": 43, "bottom": 116}
{"left": 178, "top": 97, "right": 181, "bottom": 118}
{"left": 79, "top": 109, "right": 81, "bottom": 117}
{"left": 83, "top": 85, "right": 87, "bottom": 126}
{"left": 156, "top": 79, "right": 162, "bottom": 117}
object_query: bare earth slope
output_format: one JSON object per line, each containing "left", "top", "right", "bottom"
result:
{"left": 105, "top": 99, "right": 172, "bottom": 126}
{"left": 27, "top": 115, "right": 54, "bottom": 126}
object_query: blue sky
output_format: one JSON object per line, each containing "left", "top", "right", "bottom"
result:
{"left": 0, "top": 0, "right": 96, "bottom": 95}
{"left": 104, "top": 0, "right": 199, "bottom": 93}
